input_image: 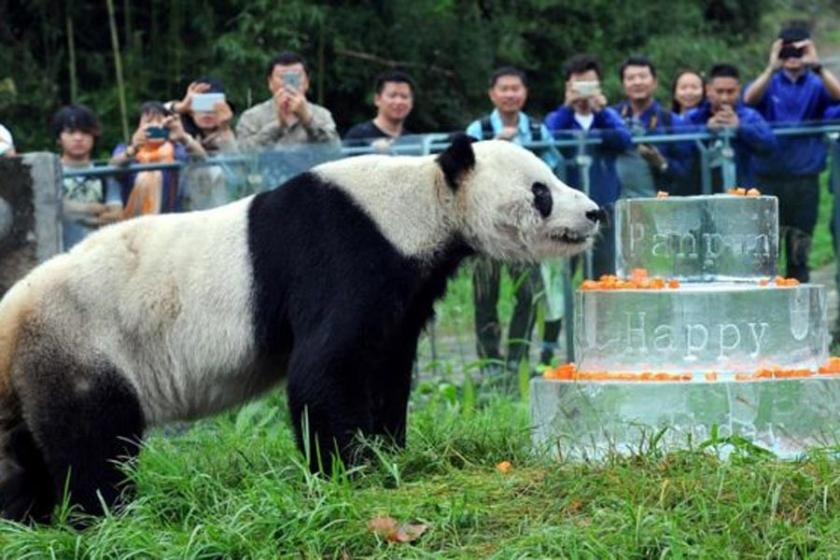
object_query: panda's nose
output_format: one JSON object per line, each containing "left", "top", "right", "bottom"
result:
{"left": 586, "top": 208, "right": 607, "bottom": 224}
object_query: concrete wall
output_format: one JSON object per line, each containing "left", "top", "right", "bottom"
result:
{"left": 0, "top": 153, "right": 62, "bottom": 296}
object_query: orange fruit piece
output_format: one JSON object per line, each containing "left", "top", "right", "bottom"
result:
{"left": 819, "top": 357, "right": 840, "bottom": 374}
{"left": 746, "top": 188, "right": 761, "bottom": 197}
{"left": 496, "top": 461, "right": 512, "bottom": 474}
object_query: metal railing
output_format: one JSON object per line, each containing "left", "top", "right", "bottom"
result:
{"left": 58, "top": 122, "right": 840, "bottom": 365}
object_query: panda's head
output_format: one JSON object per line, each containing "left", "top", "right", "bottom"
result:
{"left": 437, "top": 135, "right": 602, "bottom": 262}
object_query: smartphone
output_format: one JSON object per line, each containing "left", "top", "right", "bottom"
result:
{"left": 283, "top": 71, "right": 301, "bottom": 91}
{"left": 192, "top": 92, "right": 225, "bottom": 112}
{"left": 572, "top": 80, "right": 599, "bottom": 97}
{"left": 146, "top": 126, "right": 169, "bottom": 140}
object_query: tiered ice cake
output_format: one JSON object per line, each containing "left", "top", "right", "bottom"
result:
{"left": 531, "top": 195, "right": 840, "bottom": 459}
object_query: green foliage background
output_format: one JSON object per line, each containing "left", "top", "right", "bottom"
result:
{"left": 0, "top": 0, "right": 833, "bottom": 157}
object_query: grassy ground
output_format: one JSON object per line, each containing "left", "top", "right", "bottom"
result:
{"left": 3, "top": 390, "right": 839, "bottom": 558}
{"left": 809, "top": 172, "right": 837, "bottom": 271}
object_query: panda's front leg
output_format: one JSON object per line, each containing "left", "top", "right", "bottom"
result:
{"left": 286, "top": 342, "right": 375, "bottom": 473}
{"left": 369, "top": 341, "right": 416, "bottom": 448}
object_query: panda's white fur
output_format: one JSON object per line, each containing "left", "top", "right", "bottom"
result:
{"left": 0, "top": 138, "right": 599, "bottom": 522}
{"left": 0, "top": 198, "right": 259, "bottom": 425}
{"left": 316, "top": 140, "right": 597, "bottom": 262}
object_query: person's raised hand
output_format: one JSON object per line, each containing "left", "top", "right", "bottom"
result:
{"left": 564, "top": 82, "right": 584, "bottom": 107}
{"left": 214, "top": 101, "right": 234, "bottom": 129}
{"left": 163, "top": 114, "right": 188, "bottom": 143}
{"left": 768, "top": 39, "right": 783, "bottom": 71}
{"left": 589, "top": 89, "right": 607, "bottom": 113}
{"left": 285, "top": 87, "right": 312, "bottom": 124}
{"left": 130, "top": 125, "right": 149, "bottom": 148}
{"left": 719, "top": 105, "right": 740, "bottom": 128}
{"left": 174, "top": 82, "right": 210, "bottom": 114}
{"left": 797, "top": 39, "right": 820, "bottom": 66}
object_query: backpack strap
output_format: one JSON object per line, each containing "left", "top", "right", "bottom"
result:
{"left": 480, "top": 117, "right": 494, "bottom": 140}
{"left": 529, "top": 119, "right": 542, "bottom": 142}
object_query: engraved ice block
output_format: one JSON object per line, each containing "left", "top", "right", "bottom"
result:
{"left": 615, "top": 196, "right": 778, "bottom": 281}
{"left": 574, "top": 284, "right": 828, "bottom": 376}
{"left": 530, "top": 376, "right": 840, "bottom": 460}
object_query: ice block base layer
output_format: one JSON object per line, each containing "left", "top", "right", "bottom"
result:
{"left": 530, "top": 376, "right": 840, "bottom": 460}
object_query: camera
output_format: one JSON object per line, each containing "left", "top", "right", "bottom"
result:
{"left": 191, "top": 93, "right": 225, "bottom": 112}
{"left": 778, "top": 43, "right": 804, "bottom": 60}
{"left": 146, "top": 126, "right": 169, "bottom": 141}
{"left": 778, "top": 24, "right": 810, "bottom": 60}
{"left": 282, "top": 71, "right": 302, "bottom": 91}
{"left": 572, "top": 80, "right": 599, "bottom": 97}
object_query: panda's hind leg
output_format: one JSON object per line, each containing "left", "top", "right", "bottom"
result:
{"left": 13, "top": 351, "right": 146, "bottom": 522}
{"left": 0, "top": 413, "right": 56, "bottom": 523}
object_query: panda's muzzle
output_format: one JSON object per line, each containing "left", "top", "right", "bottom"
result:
{"left": 549, "top": 227, "right": 590, "bottom": 245}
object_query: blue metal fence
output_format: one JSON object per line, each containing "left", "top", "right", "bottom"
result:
{"left": 60, "top": 123, "right": 840, "bottom": 364}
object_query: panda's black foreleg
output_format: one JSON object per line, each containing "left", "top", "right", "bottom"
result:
{"left": 15, "top": 360, "right": 145, "bottom": 525}
{"left": 286, "top": 347, "right": 375, "bottom": 474}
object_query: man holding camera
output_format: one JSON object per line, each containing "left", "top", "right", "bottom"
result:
{"left": 236, "top": 52, "right": 340, "bottom": 150}
{"left": 743, "top": 24, "right": 840, "bottom": 282}
{"left": 544, "top": 54, "right": 632, "bottom": 277}
{"left": 685, "top": 64, "right": 776, "bottom": 191}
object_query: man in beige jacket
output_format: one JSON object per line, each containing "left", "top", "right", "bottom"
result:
{"left": 236, "top": 51, "right": 340, "bottom": 150}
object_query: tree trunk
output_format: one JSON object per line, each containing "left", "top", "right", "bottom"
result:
{"left": 106, "top": 0, "right": 130, "bottom": 143}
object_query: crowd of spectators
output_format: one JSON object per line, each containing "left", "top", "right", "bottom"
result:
{"left": 4, "top": 21, "right": 840, "bottom": 368}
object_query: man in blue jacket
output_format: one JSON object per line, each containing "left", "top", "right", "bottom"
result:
{"left": 544, "top": 54, "right": 632, "bottom": 277}
{"left": 612, "top": 55, "right": 692, "bottom": 198}
{"left": 685, "top": 64, "right": 777, "bottom": 191}
{"left": 743, "top": 24, "right": 840, "bottom": 281}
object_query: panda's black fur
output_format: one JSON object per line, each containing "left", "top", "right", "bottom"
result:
{"left": 0, "top": 135, "right": 600, "bottom": 523}
{"left": 247, "top": 170, "right": 472, "bottom": 467}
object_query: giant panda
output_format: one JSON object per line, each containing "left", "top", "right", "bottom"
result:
{"left": 0, "top": 135, "right": 600, "bottom": 523}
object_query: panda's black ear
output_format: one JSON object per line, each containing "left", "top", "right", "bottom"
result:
{"left": 437, "top": 133, "right": 477, "bottom": 191}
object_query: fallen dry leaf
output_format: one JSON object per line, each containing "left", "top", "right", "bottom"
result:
{"left": 368, "top": 515, "right": 428, "bottom": 543}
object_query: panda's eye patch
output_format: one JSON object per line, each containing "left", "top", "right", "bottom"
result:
{"left": 531, "top": 182, "right": 552, "bottom": 218}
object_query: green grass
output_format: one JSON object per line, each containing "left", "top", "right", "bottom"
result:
{"left": 3, "top": 390, "right": 840, "bottom": 558}
{"left": 810, "top": 172, "right": 837, "bottom": 270}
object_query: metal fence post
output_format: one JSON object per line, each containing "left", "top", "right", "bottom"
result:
{"left": 831, "top": 134, "right": 840, "bottom": 333}
{"left": 720, "top": 129, "right": 737, "bottom": 190}
{"left": 574, "top": 132, "right": 594, "bottom": 280}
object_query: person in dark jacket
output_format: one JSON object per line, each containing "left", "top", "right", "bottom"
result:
{"left": 685, "top": 64, "right": 777, "bottom": 191}
{"left": 743, "top": 23, "right": 840, "bottom": 281}
{"left": 544, "top": 54, "right": 632, "bottom": 277}
{"left": 612, "top": 55, "right": 693, "bottom": 199}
